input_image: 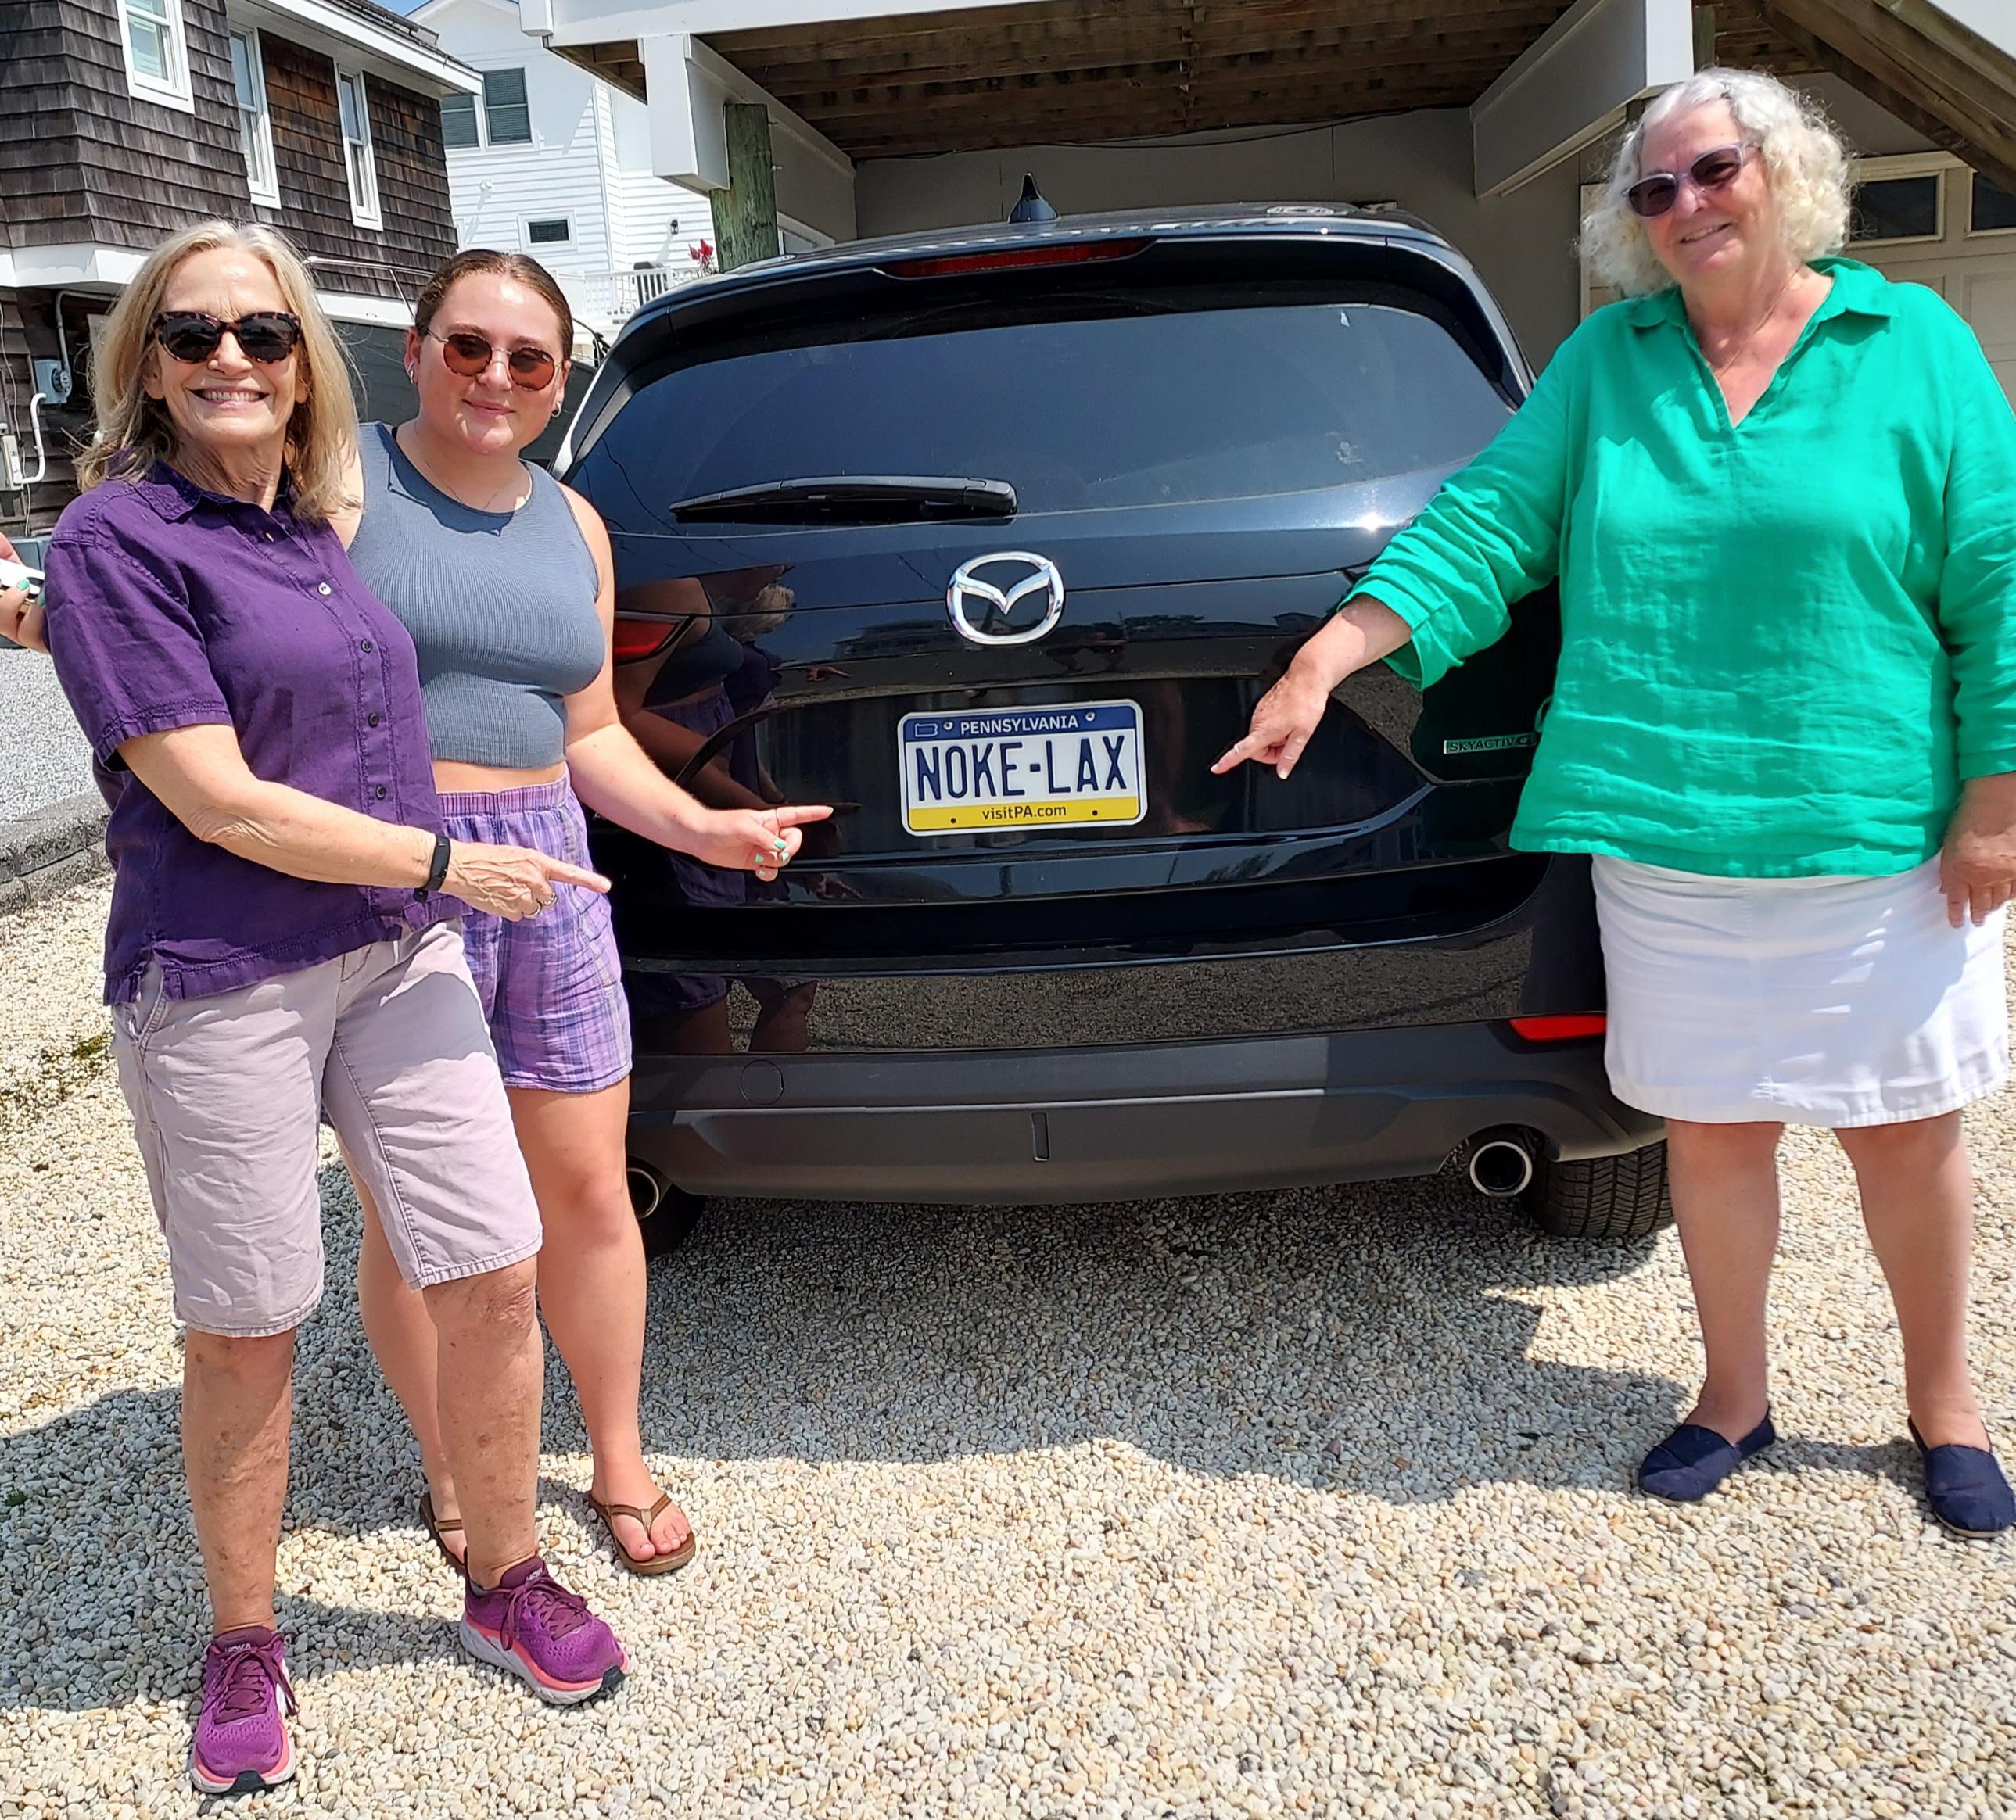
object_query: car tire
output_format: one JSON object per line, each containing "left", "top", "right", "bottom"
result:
{"left": 1526, "top": 1141, "right": 1673, "bottom": 1241}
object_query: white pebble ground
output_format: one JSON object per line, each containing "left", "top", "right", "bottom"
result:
{"left": 1, "top": 880, "right": 2011, "bottom": 1818}
{"left": 0, "top": 653, "right": 94, "bottom": 822}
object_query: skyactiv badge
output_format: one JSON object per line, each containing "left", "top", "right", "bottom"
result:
{"left": 1443, "top": 733, "right": 1540, "bottom": 755}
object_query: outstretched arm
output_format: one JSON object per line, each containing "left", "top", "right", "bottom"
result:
{"left": 1211, "top": 598, "right": 1412, "bottom": 779}
{"left": 557, "top": 485, "right": 831, "bottom": 878}
{"left": 1215, "top": 331, "right": 1582, "bottom": 778}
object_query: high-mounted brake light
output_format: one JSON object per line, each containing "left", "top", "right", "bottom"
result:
{"left": 882, "top": 238, "right": 1153, "bottom": 279}
{"left": 1508, "top": 1015, "right": 1608, "bottom": 1043}
{"left": 612, "top": 618, "right": 674, "bottom": 662}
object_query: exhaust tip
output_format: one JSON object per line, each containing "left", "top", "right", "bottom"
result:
{"left": 626, "top": 1162, "right": 665, "bottom": 1223}
{"left": 1467, "top": 1131, "right": 1537, "bottom": 1198}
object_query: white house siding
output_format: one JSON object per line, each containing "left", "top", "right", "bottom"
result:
{"left": 608, "top": 101, "right": 714, "bottom": 271}
{"left": 418, "top": 0, "right": 712, "bottom": 332}
{"left": 430, "top": 0, "right": 611, "bottom": 270}
{"left": 852, "top": 108, "right": 1587, "bottom": 367}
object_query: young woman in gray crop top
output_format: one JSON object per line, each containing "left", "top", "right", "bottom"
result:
{"left": 333, "top": 250, "right": 831, "bottom": 1578}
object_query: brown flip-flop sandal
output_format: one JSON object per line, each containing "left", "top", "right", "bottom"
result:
{"left": 589, "top": 1491, "right": 698, "bottom": 1576}
{"left": 419, "top": 1489, "right": 469, "bottom": 1582}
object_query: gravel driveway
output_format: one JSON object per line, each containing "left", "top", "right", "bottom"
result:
{"left": 0, "top": 650, "right": 93, "bottom": 821}
{"left": 2, "top": 880, "right": 2013, "bottom": 1819}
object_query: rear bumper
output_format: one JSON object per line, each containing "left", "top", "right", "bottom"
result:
{"left": 625, "top": 1023, "right": 1663, "bottom": 1205}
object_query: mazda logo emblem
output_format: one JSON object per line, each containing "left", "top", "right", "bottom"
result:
{"left": 946, "top": 552, "right": 1066, "bottom": 647}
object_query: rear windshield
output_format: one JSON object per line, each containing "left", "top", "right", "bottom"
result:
{"left": 594, "top": 292, "right": 1513, "bottom": 516}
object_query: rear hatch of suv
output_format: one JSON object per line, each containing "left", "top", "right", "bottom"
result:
{"left": 561, "top": 222, "right": 1566, "bottom": 1019}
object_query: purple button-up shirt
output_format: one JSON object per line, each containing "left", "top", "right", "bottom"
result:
{"left": 44, "top": 464, "right": 455, "bottom": 1005}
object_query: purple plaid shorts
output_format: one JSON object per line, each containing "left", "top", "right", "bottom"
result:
{"left": 439, "top": 778, "right": 633, "bottom": 1095}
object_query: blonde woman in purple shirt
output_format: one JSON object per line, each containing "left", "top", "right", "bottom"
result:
{"left": 38, "top": 224, "right": 631, "bottom": 1793}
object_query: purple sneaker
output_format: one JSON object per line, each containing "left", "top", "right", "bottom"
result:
{"left": 461, "top": 1558, "right": 627, "bottom": 1705}
{"left": 189, "top": 1625, "right": 297, "bottom": 1796}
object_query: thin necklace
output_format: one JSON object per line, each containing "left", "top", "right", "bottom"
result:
{"left": 394, "top": 421, "right": 529, "bottom": 514}
{"left": 1697, "top": 267, "right": 1803, "bottom": 375}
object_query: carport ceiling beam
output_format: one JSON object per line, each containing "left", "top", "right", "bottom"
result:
{"left": 1762, "top": 0, "right": 2016, "bottom": 195}
{"left": 523, "top": 0, "right": 1029, "bottom": 45}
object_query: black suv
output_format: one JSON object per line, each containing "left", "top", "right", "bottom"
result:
{"left": 557, "top": 203, "right": 1670, "bottom": 1251}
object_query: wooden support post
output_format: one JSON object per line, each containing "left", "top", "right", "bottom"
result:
{"left": 710, "top": 102, "right": 781, "bottom": 272}
{"left": 1694, "top": 5, "right": 1716, "bottom": 70}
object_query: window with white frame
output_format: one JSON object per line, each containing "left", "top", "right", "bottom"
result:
{"left": 1849, "top": 173, "right": 1943, "bottom": 245}
{"left": 120, "top": 0, "right": 193, "bottom": 109}
{"left": 523, "top": 217, "right": 571, "bottom": 248}
{"left": 335, "top": 66, "right": 382, "bottom": 229}
{"left": 440, "top": 89, "right": 479, "bottom": 150}
{"left": 482, "top": 69, "right": 533, "bottom": 145}
{"left": 230, "top": 30, "right": 279, "bottom": 206}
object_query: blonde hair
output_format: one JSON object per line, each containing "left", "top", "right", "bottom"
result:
{"left": 77, "top": 220, "right": 357, "bottom": 523}
{"left": 1580, "top": 67, "right": 1853, "bottom": 298}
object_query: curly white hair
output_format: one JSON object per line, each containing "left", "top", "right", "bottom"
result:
{"left": 1580, "top": 67, "right": 1853, "bottom": 298}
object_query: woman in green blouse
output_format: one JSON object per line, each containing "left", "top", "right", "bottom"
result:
{"left": 1218, "top": 67, "right": 2016, "bottom": 1535}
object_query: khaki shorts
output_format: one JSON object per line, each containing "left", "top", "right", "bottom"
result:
{"left": 112, "top": 921, "right": 542, "bottom": 1338}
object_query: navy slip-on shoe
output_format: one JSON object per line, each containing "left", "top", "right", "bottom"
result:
{"left": 1909, "top": 1420, "right": 2014, "bottom": 1539}
{"left": 1637, "top": 1411, "right": 1777, "bottom": 1503}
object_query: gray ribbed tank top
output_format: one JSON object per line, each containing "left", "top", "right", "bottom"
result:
{"left": 346, "top": 421, "right": 604, "bottom": 768}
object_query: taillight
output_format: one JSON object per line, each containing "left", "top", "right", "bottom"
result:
{"left": 882, "top": 238, "right": 1153, "bottom": 279}
{"left": 612, "top": 618, "right": 673, "bottom": 662}
{"left": 1508, "top": 1015, "right": 1608, "bottom": 1043}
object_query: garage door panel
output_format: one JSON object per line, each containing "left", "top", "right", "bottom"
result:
{"left": 1955, "top": 270, "right": 2016, "bottom": 405}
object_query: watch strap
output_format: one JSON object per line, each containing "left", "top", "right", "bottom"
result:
{"left": 418, "top": 831, "right": 452, "bottom": 899}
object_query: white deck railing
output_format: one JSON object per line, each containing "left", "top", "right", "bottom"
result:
{"left": 567, "top": 266, "right": 706, "bottom": 335}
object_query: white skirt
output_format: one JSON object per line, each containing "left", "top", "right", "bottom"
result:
{"left": 1591, "top": 856, "right": 2008, "bottom": 1127}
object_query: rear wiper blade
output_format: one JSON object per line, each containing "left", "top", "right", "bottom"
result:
{"left": 669, "top": 475, "right": 1017, "bottom": 524}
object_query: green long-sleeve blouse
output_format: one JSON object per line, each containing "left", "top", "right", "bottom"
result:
{"left": 1343, "top": 257, "right": 2016, "bottom": 877}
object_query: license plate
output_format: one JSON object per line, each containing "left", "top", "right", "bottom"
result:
{"left": 899, "top": 700, "right": 1147, "bottom": 835}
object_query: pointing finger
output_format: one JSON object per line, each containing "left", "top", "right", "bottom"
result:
{"left": 538, "top": 857, "right": 612, "bottom": 894}
{"left": 1211, "top": 735, "right": 1266, "bottom": 776}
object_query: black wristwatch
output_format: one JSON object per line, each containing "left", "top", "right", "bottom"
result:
{"left": 417, "top": 832, "right": 452, "bottom": 900}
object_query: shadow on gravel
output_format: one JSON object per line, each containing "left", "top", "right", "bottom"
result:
{"left": 610, "top": 1171, "right": 1738, "bottom": 1503}
{"left": 0, "top": 1159, "right": 1921, "bottom": 1714}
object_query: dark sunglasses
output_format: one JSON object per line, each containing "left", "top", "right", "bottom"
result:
{"left": 1626, "top": 142, "right": 1760, "bottom": 219}
{"left": 425, "top": 328, "right": 558, "bottom": 391}
{"left": 152, "top": 310, "right": 303, "bottom": 364}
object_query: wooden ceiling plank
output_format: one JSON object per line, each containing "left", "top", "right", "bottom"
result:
{"left": 555, "top": 40, "right": 645, "bottom": 102}
{"left": 741, "top": 33, "right": 1193, "bottom": 90}
{"left": 796, "top": 60, "right": 1509, "bottom": 142}
{"left": 741, "top": 12, "right": 1569, "bottom": 91}
{"left": 783, "top": 57, "right": 1508, "bottom": 132}
{"left": 1770, "top": 0, "right": 2016, "bottom": 135}
{"left": 716, "top": 0, "right": 1169, "bottom": 63}
{"left": 1762, "top": 0, "right": 2016, "bottom": 190}
{"left": 715, "top": 0, "right": 1560, "bottom": 72}
{"left": 835, "top": 84, "right": 1488, "bottom": 157}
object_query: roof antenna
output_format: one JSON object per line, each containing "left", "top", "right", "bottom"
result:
{"left": 1009, "top": 174, "right": 1056, "bottom": 224}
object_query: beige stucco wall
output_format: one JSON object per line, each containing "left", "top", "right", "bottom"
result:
{"left": 852, "top": 107, "right": 1587, "bottom": 367}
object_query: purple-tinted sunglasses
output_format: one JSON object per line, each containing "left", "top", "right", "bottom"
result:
{"left": 1627, "top": 142, "right": 1760, "bottom": 219}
